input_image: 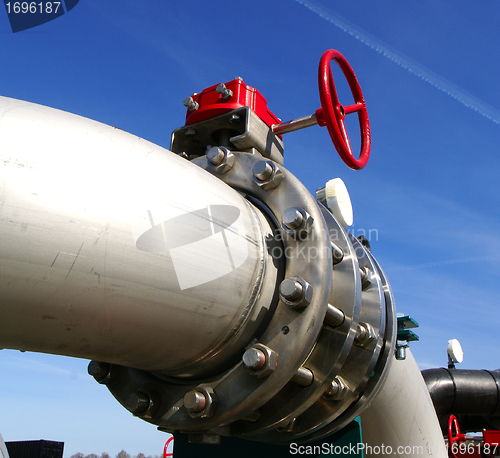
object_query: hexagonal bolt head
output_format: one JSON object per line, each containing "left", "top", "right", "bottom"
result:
{"left": 359, "top": 266, "right": 373, "bottom": 290}
{"left": 88, "top": 360, "right": 115, "bottom": 385}
{"left": 88, "top": 360, "right": 110, "bottom": 378}
{"left": 206, "top": 146, "right": 234, "bottom": 174}
{"left": 323, "top": 376, "right": 347, "bottom": 401}
{"left": 216, "top": 83, "right": 233, "bottom": 100}
{"left": 354, "top": 322, "right": 377, "bottom": 347}
{"left": 242, "top": 343, "right": 278, "bottom": 378}
{"left": 279, "top": 276, "right": 313, "bottom": 310}
{"left": 183, "top": 96, "right": 199, "bottom": 111}
{"left": 126, "top": 391, "right": 151, "bottom": 414}
{"left": 281, "top": 207, "right": 314, "bottom": 238}
{"left": 253, "top": 160, "right": 283, "bottom": 190}
{"left": 183, "top": 386, "right": 218, "bottom": 418}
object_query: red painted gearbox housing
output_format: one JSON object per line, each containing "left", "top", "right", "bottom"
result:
{"left": 185, "top": 78, "right": 281, "bottom": 128}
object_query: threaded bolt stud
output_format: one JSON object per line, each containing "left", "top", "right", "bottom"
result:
{"left": 242, "top": 347, "right": 267, "bottom": 371}
{"left": 280, "top": 278, "right": 304, "bottom": 302}
{"left": 184, "top": 390, "right": 207, "bottom": 413}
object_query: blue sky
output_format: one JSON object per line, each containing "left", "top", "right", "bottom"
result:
{"left": 1, "top": 0, "right": 500, "bottom": 456}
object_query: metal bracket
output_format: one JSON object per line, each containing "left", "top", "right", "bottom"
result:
{"left": 170, "top": 107, "right": 284, "bottom": 164}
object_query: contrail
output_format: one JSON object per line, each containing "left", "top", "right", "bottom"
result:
{"left": 295, "top": 0, "right": 500, "bottom": 126}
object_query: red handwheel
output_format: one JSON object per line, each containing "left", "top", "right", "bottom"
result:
{"left": 448, "top": 415, "right": 466, "bottom": 458}
{"left": 317, "top": 49, "right": 371, "bottom": 170}
{"left": 163, "top": 436, "right": 174, "bottom": 457}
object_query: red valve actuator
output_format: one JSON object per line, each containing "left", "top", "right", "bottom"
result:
{"left": 185, "top": 78, "right": 281, "bottom": 128}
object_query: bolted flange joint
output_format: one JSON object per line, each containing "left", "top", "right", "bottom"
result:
{"left": 279, "top": 276, "right": 313, "bottom": 310}
{"left": 281, "top": 207, "right": 314, "bottom": 239}
{"left": 183, "top": 386, "right": 218, "bottom": 419}
{"left": 206, "top": 146, "right": 234, "bottom": 174}
{"left": 253, "top": 160, "right": 283, "bottom": 190}
{"left": 242, "top": 343, "right": 278, "bottom": 379}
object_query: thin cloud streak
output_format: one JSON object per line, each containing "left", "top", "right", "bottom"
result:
{"left": 295, "top": 0, "right": 500, "bottom": 126}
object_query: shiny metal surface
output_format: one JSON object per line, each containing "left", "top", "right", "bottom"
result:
{"left": 360, "top": 350, "right": 447, "bottom": 458}
{"left": 1, "top": 95, "right": 401, "bottom": 446}
{"left": 271, "top": 113, "right": 318, "bottom": 135}
{"left": 297, "top": 233, "right": 396, "bottom": 443}
{"left": 248, "top": 207, "right": 394, "bottom": 444}
{"left": 102, "top": 149, "right": 394, "bottom": 442}
{"left": 104, "top": 151, "right": 333, "bottom": 433}
{"left": 0, "top": 96, "right": 277, "bottom": 376}
{"left": 170, "top": 107, "right": 284, "bottom": 164}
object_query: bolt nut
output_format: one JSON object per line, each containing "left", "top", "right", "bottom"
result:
{"left": 242, "top": 347, "right": 267, "bottom": 371}
{"left": 354, "top": 322, "right": 377, "bottom": 347}
{"left": 126, "top": 391, "right": 151, "bottom": 414}
{"left": 88, "top": 360, "right": 110, "bottom": 378}
{"left": 242, "top": 343, "right": 278, "bottom": 378}
{"left": 88, "top": 360, "right": 116, "bottom": 385}
{"left": 206, "top": 146, "right": 234, "bottom": 174}
{"left": 216, "top": 83, "right": 233, "bottom": 100}
{"left": 184, "top": 386, "right": 218, "bottom": 418}
{"left": 184, "top": 391, "right": 207, "bottom": 413}
{"left": 183, "top": 96, "right": 199, "bottom": 111}
{"left": 281, "top": 207, "right": 314, "bottom": 238}
{"left": 125, "top": 389, "right": 158, "bottom": 419}
{"left": 279, "top": 276, "right": 313, "bottom": 310}
{"left": 323, "top": 377, "right": 347, "bottom": 401}
{"left": 253, "top": 160, "right": 283, "bottom": 190}
{"left": 360, "top": 266, "right": 373, "bottom": 290}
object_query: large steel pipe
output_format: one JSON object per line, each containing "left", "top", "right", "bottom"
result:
{"left": 0, "top": 96, "right": 278, "bottom": 377}
{"left": 360, "top": 350, "right": 447, "bottom": 458}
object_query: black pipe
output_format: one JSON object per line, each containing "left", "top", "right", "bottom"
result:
{"left": 422, "top": 368, "right": 500, "bottom": 433}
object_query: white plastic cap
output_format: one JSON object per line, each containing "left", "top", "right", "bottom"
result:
{"left": 316, "top": 178, "right": 353, "bottom": 227}
{"left": 447, "top": 339, "right": 464, "bottom": 364}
